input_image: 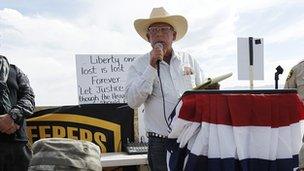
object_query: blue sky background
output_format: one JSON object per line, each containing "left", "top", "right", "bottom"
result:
{"left": 0, "top": 0, "right": 304, "bottom": 105}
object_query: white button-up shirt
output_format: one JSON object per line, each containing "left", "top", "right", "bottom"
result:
{"left": 125, "top": 51, "right": 204, "bottom": 136}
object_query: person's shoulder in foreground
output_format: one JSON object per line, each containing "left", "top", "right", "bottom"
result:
{"left": 285, "top": 59, "right": 304, "bottom": 100}
{"left": 285, "top": 60, "right": 304, "bottom": 86}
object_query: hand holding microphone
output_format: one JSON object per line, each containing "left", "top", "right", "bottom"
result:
{"left": 155, "top": 43, "right": 163, "bottom": 63}
{"left": 150, "top": 42, "right": 164, "bottom": 68}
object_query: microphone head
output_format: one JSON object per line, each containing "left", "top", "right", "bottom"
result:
{"left": 154, "top": 43, "right": 163, "bottom": 63}
{"left": 154, "top": 42, "right": 163, "bottom": 50}
{"left": 276, "top": 65, "right": 284, "bottom": 74}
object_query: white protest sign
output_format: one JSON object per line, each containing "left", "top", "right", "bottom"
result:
{"left": 237, "top": 37, "right": 264, "bottom": 80}
{"left": 75, "top": 54, "right": 140, "bottom": 104}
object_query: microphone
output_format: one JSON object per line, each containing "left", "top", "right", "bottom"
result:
{"left": 154, "top": 43, "right": 163, "bottom": 65}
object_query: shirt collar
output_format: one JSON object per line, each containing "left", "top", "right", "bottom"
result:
{"left": 171, "top": 50, "right": 182, "bottom": 62}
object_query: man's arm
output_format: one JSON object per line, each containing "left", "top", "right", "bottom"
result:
{"left": 125, "top": 64, "right": 157, "bottom": 109}
{"left": 8, "top": 66, "right": 35, "bottom": 125}
{"left": 192, "top": 57, "right": 204, "bottom": 86}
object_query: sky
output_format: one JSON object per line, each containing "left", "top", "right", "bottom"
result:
{"left": 0, "top": 0, "right": 304, "bottom": 106}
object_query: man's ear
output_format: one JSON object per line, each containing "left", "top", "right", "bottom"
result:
{"left": 146, "top": 33, "right": 151, "bottom": 42}
{"left": 173, "top": 31, "right": 177, "bottom": 41}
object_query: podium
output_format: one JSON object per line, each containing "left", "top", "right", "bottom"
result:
{"left": 167, "top": 90, "right": 304, "bottom": 171}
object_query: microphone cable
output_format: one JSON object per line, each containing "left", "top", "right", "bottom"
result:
{"left": 157, "top": 61, "right": 171, "bottom": 131}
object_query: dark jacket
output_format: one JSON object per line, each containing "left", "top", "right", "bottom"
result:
{"left": 0, "top": 64, "right": 35, "bottom": 142}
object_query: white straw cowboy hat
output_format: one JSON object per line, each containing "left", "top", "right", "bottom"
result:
{"left": 134, "top": 7, "right": 188, "bottom": 42}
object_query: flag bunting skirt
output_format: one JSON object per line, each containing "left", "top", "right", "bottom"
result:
{"left": 167, "top": 91, "right": 304, "bottom": 171}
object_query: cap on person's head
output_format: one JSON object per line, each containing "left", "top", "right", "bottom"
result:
{"left": 134, "top": 7, "right": 188, "bottom": 42}
{"left": 299, "top": 145, "right": 304, "bottom": 170}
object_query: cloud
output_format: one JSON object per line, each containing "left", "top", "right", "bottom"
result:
{"left": 266, "top": 18, "right": 304, "bottom": 44}
{"left": 0, "top": 8, "right": 81, "bottom": 105}
{"left": 234, "top": 0, "right": 297, "bottom": 12}
{"left": 0, "top": 6, "right": 150, "bottom": 105}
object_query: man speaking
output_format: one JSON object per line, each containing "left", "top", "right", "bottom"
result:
{"left": 125, "top": 7, "right": 204, "bottom": 171}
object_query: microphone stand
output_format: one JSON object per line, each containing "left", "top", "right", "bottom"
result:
{"left": 275, "top": 65, "right": 283, "bottom": 89}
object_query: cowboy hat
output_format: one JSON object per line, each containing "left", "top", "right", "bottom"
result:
{"left": 134, "top": 7, "right": 188, "bottom": 42}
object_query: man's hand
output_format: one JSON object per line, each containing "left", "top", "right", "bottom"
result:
{"left": 0, "top": 114, "right": 20, "bottom": 134}
{"left": 150, "top": 44, "right": 164, "bottom": 68}
{"left": 204, "top": 83, "right": 220, "bottom": 90}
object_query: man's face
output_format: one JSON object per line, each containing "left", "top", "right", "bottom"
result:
{"left": 146, "top": 22, "right": 176, "bottom": 52}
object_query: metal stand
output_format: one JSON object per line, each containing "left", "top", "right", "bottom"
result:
{"left": 275, "top": 65, "right": 283, "bottom": 89}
